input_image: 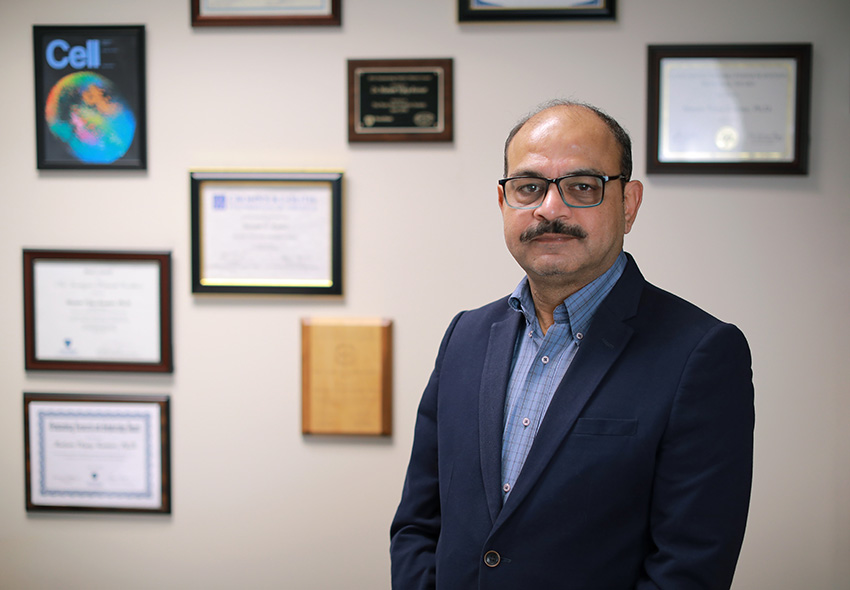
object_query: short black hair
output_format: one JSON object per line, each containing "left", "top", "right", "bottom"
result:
{"left": 503, "top": 99, "right": 633, "bottom": 183}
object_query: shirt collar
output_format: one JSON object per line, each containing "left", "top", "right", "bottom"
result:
{"left": 508, "top": 251, "right": 627, "bottom": 339}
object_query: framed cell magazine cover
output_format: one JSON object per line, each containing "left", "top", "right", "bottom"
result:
{"left": 33, "top": 25, "right": 147, "bottom": 170}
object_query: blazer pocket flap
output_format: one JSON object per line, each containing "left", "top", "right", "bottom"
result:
{"left": 573, "top": 418, "right": 637, "bottom": 436}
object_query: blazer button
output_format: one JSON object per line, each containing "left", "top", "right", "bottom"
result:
{"left": 483, "top": 550, "right": 501, "bottom": 568}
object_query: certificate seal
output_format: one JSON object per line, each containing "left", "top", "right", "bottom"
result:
{"left": 715, "top": 126, "right": 740, "bottom": 151}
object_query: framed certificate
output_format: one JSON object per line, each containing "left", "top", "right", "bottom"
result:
{"left": 23, "top": 250, "right": 173, "bottom": 373}
{"left": 33, "top": 25, "right": 147, "bottom": 170}
{"left": 24, "top": 393, "right": 171, "bottom": 514}
{"left": 458, "top": 0, "right": 615, "bottom": 22}
{"left": 348, "top": 59, "right": 453, "bottom": 143}
{"left": 647, "top": 44, "right": 812, "bottom": 175}
{"left": 191, "top": 171, "right": 343, "bottom": 295}
{"left": 191, "top": 0, "right": 341, "bottom": 26}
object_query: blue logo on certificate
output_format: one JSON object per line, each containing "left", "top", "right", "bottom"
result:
{"left": 213, "top": 194, "right": 226, "bottom": 210}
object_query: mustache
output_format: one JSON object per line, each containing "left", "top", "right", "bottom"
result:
{"left": 520, "top": 219, "right": 587, "bottom": 243}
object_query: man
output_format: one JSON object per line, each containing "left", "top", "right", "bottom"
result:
{"left": 390, "top": 100, "right": 755, "bottom": 589}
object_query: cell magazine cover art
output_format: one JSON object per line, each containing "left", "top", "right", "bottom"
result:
{"left": 34, "top": 26, "right": 147, "bottom": 169}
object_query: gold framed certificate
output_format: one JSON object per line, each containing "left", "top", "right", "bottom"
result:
{"left": 647, "top": 44, "right": 812, "bottom": 175}
{"left": 24, "top": 392, "right": 171, "bottom": 514}
{"left": 191, "top": 171, "right": 343, "bottom": 295}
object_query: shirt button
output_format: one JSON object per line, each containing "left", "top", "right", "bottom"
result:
{"left": 484, "top": 550, "right": 501, "bottom": 567}
{"left": 541, "top": 355, "right": 549, "bottom": 364}
{"left": 576, "top": 332, "right": 584, "bottom": 340}
{"left": 522, "top": 417, "right": 530, "bottom": 427}
{"left": 502, "top": 483, "right": 511, "bottom": 493}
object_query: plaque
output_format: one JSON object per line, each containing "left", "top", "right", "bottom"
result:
{"left": 301, "top": 318, "right": 392, "bottom": 435}
{"left": 348, "top": 59, "right": 453, "bottom": 143}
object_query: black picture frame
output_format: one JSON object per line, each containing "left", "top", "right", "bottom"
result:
{"left": 191, "top": 171, "right": 344, "bottom": 296}
{"left": 24, "top": 392, "right": 171, "bottom": 514}
{"left": 458, "top": 0, "right": 615, "bottom": 22}
{"left": 647, "top": 44, "right": 812, "bottom": 175}
{"left": 191, "top": 0, "right": 341, "bottom": 26}
{"left": 33, "top": 25, "right": 147, "bottom": 170}
{"left": 23, "top": 249, "right": 173, "bottom": 373}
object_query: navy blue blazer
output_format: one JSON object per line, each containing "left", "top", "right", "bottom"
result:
{"left": 390, "top": 255, "right": 754, "bottom": 589}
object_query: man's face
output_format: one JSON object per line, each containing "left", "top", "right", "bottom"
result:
{"left": 499, "top": 106, "right": 643, "bottom": 295}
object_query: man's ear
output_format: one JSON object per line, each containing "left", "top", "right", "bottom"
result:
{"left": 623, "top": 180, "right": 643, "bottom": 234}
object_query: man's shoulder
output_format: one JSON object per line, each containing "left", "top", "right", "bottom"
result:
{"left": 640, "top": 281, "right": 729, "bottom": 329}
{"left": 455, "top": 294, "right": 514, "bottom": 325}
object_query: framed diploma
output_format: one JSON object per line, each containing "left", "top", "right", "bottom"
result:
{"left": 458, "top": 0, "right": 615, "bottom": 22}
{"left": 23, "top": 250, "right": 173, "bottom": 373}
{"left": 33, "top": 25, "right": 147, "bottom": 170}
{"left": 348, "top": 59, "right": 453, "bottom": 143}
{"left": 191, "top": 171, "right": 343, "bottom": 295}
{"left": 191, "top": 0, "right": 341, "bottom": 26}
{"left": 24, "top": 392, "right": 171, "bottom": 514}
{"left": 647, "top": 44, "right": 812, "bottom": 175}
{"left": 301, "top": 318, "right": 392, "bottom": 436}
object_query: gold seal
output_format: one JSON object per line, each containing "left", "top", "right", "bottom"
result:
{"left": 715, "top": 126, "right": 739, "bottom": 151}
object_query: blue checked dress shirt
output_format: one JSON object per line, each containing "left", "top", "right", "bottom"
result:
{"left": 500, "top": 252, "right": 627, "bottom": 502}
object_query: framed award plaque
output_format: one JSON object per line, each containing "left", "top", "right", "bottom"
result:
{"left": 348, "top": 58, "right": 453, "bottom": 143}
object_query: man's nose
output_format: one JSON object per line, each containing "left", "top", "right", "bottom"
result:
{"left": 534, "top": 182, "right": 573, "bottom": 219}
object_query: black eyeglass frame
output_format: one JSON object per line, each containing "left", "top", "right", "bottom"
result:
{"left": 498, "top": 173, "right": 624, "bottom": 209}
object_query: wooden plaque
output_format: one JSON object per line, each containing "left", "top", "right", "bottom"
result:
{"left": 301, "top": 318, "right": 392, "bottom": 435}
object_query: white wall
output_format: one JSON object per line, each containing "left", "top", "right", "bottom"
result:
{"left": 1, "top": 0, "right": 848, "bottom": 588}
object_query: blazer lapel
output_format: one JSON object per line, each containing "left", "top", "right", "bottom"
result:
{"left": 479, "top": 312, "right": 523, "bottom": 524}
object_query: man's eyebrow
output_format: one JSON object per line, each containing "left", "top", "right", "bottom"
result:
{"left": 507, "top": 167, "right": 607, "bottom": 178}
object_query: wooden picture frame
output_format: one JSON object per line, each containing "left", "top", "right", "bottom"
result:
{"left": 647, "top": 44, "right": 812, "bottom": 175}
{"left": 24, "top": 392, "right": 171, "bottom": 514}
{"left": 23, "top": 250, "right": 173, "bottom": 373}
{"left": 191, "top": 0, "right": 341, "bottom": 26}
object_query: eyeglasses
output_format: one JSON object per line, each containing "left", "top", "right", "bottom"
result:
{"left": 499, "top": 173, "right": 624, "bottom": 209}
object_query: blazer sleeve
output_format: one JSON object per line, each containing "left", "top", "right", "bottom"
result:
{"left": 638, "top": 322, "right": 755, "bottom": 590}
{"left": 389, "top": 313, "right": 462, "bottom": 590}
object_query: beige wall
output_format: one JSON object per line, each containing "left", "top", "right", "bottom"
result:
{"left": 2, "top": 0, "right": 849, "bottom": 588}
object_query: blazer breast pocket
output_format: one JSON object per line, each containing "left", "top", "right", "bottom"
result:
{"left": 573, "top": 417, "right": 637, "bottom": 436}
